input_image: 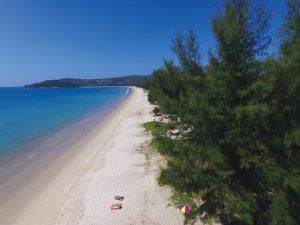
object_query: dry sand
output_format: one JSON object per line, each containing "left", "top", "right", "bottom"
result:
{"left": 0, "top": 87, "right": 183, "bottom": 225}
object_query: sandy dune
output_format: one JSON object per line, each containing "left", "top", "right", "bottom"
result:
{"left": 0, "top": 87, "right": 183, "bottom": 225}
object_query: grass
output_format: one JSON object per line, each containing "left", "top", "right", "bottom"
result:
{"left": 143, "top": 121, "right": 168, "bottom": 137}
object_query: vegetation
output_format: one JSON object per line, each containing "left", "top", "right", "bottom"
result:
{"left": 145, "top": 0, "right": 300, "bottom": 224}
{"left": 25, "top": 75, "right": 151, "bottom": 88}
{"left": 153, "top": 107, "right": 161, "bottom": 115}
{"left": 143, "top": 121, "right": 168, "bottom": 137}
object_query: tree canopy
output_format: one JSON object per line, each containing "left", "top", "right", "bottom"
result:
{"left": 146, "top": 0, "right": 300, "bottom": 224}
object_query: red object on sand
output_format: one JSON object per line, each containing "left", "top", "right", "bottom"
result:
{"left": 111, "top": 203, "right": 122, "bottom": 210}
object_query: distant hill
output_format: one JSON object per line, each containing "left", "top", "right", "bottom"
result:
{"left": 24, "top": 75, "right": 151, "bottom": 88}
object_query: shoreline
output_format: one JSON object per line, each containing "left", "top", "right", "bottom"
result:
{"left": 0, "top": 87, "right": 134, "bottom": 224}
{"left": 0, "top": 87, "right": 183, "bottom": 225}
{"left": 0, "top": 87, "right": 129, "bottom": 185}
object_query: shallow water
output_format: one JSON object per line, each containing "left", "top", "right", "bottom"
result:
{"left": 0, "top": 87, "right": 129, "bottom": 182}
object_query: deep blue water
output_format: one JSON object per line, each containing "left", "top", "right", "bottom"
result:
{"left": 0, "top": 87, "right": 128, "bottom": 155}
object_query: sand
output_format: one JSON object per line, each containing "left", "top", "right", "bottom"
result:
{"left": 0, "top": 87, "right": 184, "bottom": 225}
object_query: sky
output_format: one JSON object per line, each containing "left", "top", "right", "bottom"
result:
{"left": 0, "top": 0, "right": 286, "bottom": 86}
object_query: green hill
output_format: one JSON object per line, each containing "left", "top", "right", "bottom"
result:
{"left": 24, "top": 75, "right": 151, "bottom": 88}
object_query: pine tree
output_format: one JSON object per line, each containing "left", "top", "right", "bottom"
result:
{"left": 146, "top": 0, "right": 300, "bottom": 224}
{"left": 266, "top": 1, "right": 300, "bottom": 224}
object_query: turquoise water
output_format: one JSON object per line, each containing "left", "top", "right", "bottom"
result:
{"left": 0, "top": 87, "right": 128, "bottom": 156}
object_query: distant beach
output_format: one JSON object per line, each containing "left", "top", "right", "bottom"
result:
{"left": 0, "top": 87, "right": 183, "bottom": 225}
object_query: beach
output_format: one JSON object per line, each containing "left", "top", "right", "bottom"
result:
{"left": 0, "top": 87, "right": 183, "bottom": 225}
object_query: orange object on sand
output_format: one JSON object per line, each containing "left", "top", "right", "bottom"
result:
{"left": 111, "top": 203, "right": 122, "bottom": 210}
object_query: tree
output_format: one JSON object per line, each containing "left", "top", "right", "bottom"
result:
{"left": 211, "top": 0, "right": 271, "bottom": 105}
{"left": 146, "top": 0, "right": 300, "bottom": 224}
{"left": 172, "top": 30, "right": 203, "bottom": 77}
{"left": 147, "top": 30, "right": 203, "bottom": 116}
{"left": 266, "top": 1, "right": 300, "bottom": 224}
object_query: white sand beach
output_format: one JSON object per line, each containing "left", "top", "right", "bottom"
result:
{"left": 0, "top": 87, "right": 183, "bottom": 225}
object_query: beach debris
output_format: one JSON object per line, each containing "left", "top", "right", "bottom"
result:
{"left": 111, "top": 203, "right": 122, "bottom": 210}
{"left": 153, "top": 112, "right": 161, "bottom": 117}
{"left": 178, "top": 203, "right": 185, "bottom": 209}
{"left": 169, "top": 129, "right": 180, "bottom": 136}
{"left": 114, "top": 195, "right": 124, "bottom": 201}
{"left": 179, "top": 205, "right": 190, "bottom": 215}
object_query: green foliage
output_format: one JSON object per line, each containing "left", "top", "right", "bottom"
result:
{"left": 150, "top": 136, "right": 175, "bottom": 157}
{"left": 270, "top": 190, "right": 295, "bottom": 225}
{"left": 146, "top": 0, "right": 300, "bottom": 224}
{"left": 143, "top": 121, "right": 168, "bottom": 137}
{"left": 172, "top": 30, "right": 203, "bottom": 76}
{"left": 153, "top": 107, "right": 160, "bottom": 114}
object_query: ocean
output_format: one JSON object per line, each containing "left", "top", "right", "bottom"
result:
{"left": 0, "top": 87, "right": 129, "bottom": 182}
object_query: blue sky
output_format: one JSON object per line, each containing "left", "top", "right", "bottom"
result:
{"left": 0, "top": 0, "right": 286, "bottom": 86}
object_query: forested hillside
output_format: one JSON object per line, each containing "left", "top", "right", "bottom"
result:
{"left": 145, "top": 0, "right": 300, "bottom": 224}
{"left": 25, "top": 75, "right": 150, "bottom": 88}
